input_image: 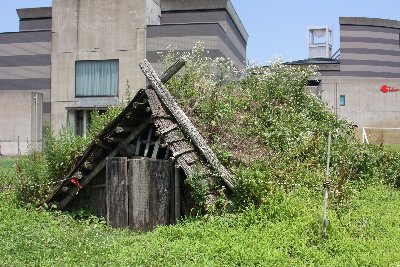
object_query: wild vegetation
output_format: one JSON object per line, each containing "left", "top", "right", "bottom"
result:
{"left": 1, "top": 44, "right": 400, "bottom": 265}
{"left": 1, "top": 179, "right": 400, "bottom": 265}
{"left": 163, "top": 45, "right": 400, "bottom": 211}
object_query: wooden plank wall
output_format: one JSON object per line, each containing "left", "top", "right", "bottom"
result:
{"left": 74, "top": 170, "right": 107, "bottom": 218}
{"left": 100, "top": 157, "right": 176, "bottom": 230}
{"left": 128, "top": 158, "right": 174, "bottom": 231}
{"left": 106, "top": 157, "right": 129, "bottom": 228}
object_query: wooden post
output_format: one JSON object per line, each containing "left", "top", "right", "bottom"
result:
{"left": 175, "top": 166, "right": 181, "bottom": 222}
{"left": 106, "top": 157, "right": 128, "bottom": 228}
{"left": 128, "top": 158, "right": 173, "bottom": 231}
{"left": 146, "top": 58, "right": 185, "bottom": 89}
{"left": 323, "top": 131, "right": 332, "bottom": 239}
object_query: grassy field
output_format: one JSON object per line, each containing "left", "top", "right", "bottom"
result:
{"left": 0, "top": 156, "right": 18, "bottom": 186}
{"left": 1, "top": 186, "right": 399, "bottom": 266}
{"left": 384, "top": 144, "right": 400, "bottom": 152}
{"left": 0, "top": 156, "right": 16, "bottom": 169}
{"left": 1, "top": 157, "right": 400, "bottom": 266}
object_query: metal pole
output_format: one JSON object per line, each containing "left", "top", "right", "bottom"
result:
{"left": 362, "top": 128, "right": 365, "bottom": 144}
{"left": 18, "top": 136, "right": 20, "bottom": 156}
{"left": 323, "top": 131, "right": 332, "bottom": 239}
{"left": 34, "top": 93, "right": 38, "bottom": 152}
{"left": 83, "top": 110, "right": 88, "bottom": 137}
{"left": 335, "top": 83, "right": 338, "bottom": 116}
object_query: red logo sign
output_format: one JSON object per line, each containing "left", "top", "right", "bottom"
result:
{"left": 381, "top": 85, "right": 400, "bottom": 93}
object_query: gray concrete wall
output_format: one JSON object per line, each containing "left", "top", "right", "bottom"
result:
{"left": 311, "top": 17, "right": 400, "bottom": 143}
{"left": 51, "top": 0, "right": 149, "bottom": 133}
{"left": 0, "top": 91, "right": 43, "bottom": 155}
{"left": 146, "top": 0, "right": 161, "bottom": 25}
{"left": 320, "top": 77, "right": 400, "bottom": 143}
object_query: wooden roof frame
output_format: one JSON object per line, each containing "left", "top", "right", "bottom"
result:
{"left": 46, "top": 59, "right": 234, "bottom": 209}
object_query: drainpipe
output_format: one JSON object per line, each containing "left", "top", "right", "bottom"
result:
{"left": 33, "top": 94, "right": 38, "bottom": 152}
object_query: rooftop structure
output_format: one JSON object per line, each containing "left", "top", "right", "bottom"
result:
{"left": 308, "top": 26, "right": 332, "bottom": 59}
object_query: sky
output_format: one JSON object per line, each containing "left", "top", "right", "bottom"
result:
{"left": 1, "top": 1, "right": 399, "bottom": 65}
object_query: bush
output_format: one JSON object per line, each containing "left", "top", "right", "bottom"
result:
{"left": 15, "top": 152, "right": 50, "bottom": 205}
{"left": 14, "top": 105, "right": 124, "bottom": 206}
{"left": 163, "top": 44, "right": 400, "bottom": 211}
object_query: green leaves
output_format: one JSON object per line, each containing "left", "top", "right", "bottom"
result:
{"left": 1, "top": 185, "right": 400, "bottom": 266}
{"left": 12, "top": 104, "right": 124, "bottom": 206}
{"left": 162, "top": 44, "right": 400, "bottom": 211}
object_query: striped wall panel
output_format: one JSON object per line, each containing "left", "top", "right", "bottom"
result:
{"left": 340, "top": 24, "right": 400, "bottom": 78}
{"left": 0, "top": 30, "right": 51, "bottom": 113}
{"left": 0, "top": 65, "right": 50, "bottom": 79}
{"left": 0, "top": 54, "right": 50, "bottom": 67}
{"left": 160, "top": 10, "right": 246, "bottom": 62}
{"left": 0, "top": 42, "right": 51, "bottom": 56}
{"left": 147, "top": 36, "right": 219, "bottom": 51}
{"left": 0, "top": 31, "right": 51, "bottom": 44}
{"left": 161, "top": 10, "right": 247, "bottom": 46}
{"left": 20, "top": 18, "right": 52, "bottom": 31}
{"left": 147, "top": 49, "right": 225, "bottom": 63}
{"left": 0, "top": 78, "right": 51, "bottom": 90}
{"left": 147, "top": 23, "right": 245, "bottom": 68}
{"left": 147, "top": 49, "right": 226, "bottom": 74}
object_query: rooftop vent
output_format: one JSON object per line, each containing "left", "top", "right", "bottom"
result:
{"left": 308, "top": 26, "right": 332, "bottom": 58}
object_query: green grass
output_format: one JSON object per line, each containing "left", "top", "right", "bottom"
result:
{"left": 0, "top": 156, "right": 17, "bottom": 169}
{"left": 0, "top": 156, "right": 18, "bottom": 187}
{"left": 384, "top": 144, "right": 400, "bottom": 152}
{"left": 1, "top": 185, "right": 400, "bottom": 266}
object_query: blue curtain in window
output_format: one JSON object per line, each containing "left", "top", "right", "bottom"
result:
{"left": 76, "top": 60, "right": 119, "bottom": 97}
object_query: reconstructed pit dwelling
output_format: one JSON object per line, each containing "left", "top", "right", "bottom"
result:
{"left": 46, "top": 60, "right": 234, "bottom": 230}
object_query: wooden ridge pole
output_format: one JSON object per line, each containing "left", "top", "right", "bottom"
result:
{"left": 139, "top": 59, "right": 234, "bottom": 190}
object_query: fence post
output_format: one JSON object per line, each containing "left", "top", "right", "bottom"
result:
{"left": 362, "top": 128, "right": 365, "bottom": 144}
{"left": 323, "top": 131, "right": 332, "bottom": 239}
{"left": 18, "top": 136, "right": 20, "bottom": 156}
{"left": 175, "top": 166, "right": 181, "bottom": 222}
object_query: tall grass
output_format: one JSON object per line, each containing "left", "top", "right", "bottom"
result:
{"left": 0, "top": 185, "right": 399, "bottom": 266}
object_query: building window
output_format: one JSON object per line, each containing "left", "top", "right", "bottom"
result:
{"left": 340, "top": 95, "right": 345, "bottom": 106}
{"left": 68, "top": 109, "right": 105, "bottom": 136}
{"left": 75, "top": 60, "right": 119, "bottom": 97}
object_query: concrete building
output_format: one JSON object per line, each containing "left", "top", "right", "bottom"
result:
{"left": 289, "top": 17, "right": 400, "bottom": 143}
{"left": 0, "top": 0, "right": 248, "bottom": 155}
{"left": 0, "top": 8, "right": 51, "bottom": 155}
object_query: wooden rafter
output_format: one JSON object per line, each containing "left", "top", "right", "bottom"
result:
{"left": 58, "top": 118, "right": 151, "bottom": 209}
{"left": 139, "top": 59, "right": 234, "bottom": 190}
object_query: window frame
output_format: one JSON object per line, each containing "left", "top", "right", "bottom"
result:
{"left": 75, "top": 59, "right": 119, "bottom": 98}
{"left": 339, "top": 95, "right": 346, "bottom": 106}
